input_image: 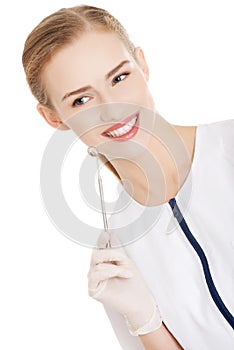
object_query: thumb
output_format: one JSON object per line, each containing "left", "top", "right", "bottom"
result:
{"left": 95, "top": 230, "right": 125, "bottom": 251}
{"left": 109, "top": 231, "right": 124, "bottom": 250}
{"left": 96, "top": 230, "right": 111, "bottom": 249}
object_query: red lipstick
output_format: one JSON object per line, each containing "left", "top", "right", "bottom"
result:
{"left": 101, "top": 112, "right": 140, "bottom": 142}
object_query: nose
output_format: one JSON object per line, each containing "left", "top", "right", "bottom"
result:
{"left": 97, "top": 89, "right": 135, "bottom": 123}
{"left": 95, "top": 87, "right": 123, "bottom": 122}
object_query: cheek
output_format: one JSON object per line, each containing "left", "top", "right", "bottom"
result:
{"left": 63, "top": 106, "right": 109, "bottom": 147}
{"left": 123, "top": 74, "right": 154, "bottom": 108}
{"left": 80, "top": 126, "right": 104, "bottom": 146}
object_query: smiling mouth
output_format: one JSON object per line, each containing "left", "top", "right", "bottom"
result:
{"left": 101, "top": 112, "right": 140, "bottom": 141}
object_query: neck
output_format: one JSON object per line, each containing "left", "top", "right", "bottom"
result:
{"left": 110, "top": 115, "right": 197, "bottom": 206}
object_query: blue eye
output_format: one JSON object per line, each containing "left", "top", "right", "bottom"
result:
{"left": 112, "top": 73, "right": 129, "bottom": 86}
{"left": 72, "top": 96, "right": 90, "bottom": 107}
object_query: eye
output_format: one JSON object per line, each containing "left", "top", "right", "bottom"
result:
{"left": 72, "top": 96, "right": 90, "bottom": 107}
{"left": 112, "top": 73, "right": 129, "bottom": 86}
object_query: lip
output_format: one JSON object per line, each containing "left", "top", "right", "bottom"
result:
{"left": 101, "top": 112, "right": 140, "bottom": 142}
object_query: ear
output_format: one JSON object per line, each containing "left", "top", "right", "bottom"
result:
{"left": 134, "top": 47, "right": 149, "bottom": 81}
{"left": 37, "top": 104, "right": 70, "bottom": 130}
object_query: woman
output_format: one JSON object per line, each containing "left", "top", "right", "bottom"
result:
{"left": 22, "top": 5, "right": 234, "bottom": 349}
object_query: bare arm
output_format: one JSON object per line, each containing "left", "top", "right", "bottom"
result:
{"left": 139, "top": 322, "right": 183, "bottom": 350}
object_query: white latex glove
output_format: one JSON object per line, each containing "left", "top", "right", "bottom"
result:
{"left": 88, "top": 231, "right": 162, "bottom": 336}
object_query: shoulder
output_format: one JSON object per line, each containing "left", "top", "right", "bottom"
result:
{"left": 198, "top": 118, "right": 234, "bottom": 134}
{"left": 197, "top": 119, "right": 234, "bottom": 145}
{"left": 197, "top": 119, "right": 234, "bottom": 160}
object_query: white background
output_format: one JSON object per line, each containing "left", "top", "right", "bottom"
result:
{"left": 1, "top": 0, "right": 234, "bottom": 349}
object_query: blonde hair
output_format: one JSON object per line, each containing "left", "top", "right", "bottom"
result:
{"left": 22, "top": 5, "right": 136, "bottom": 181}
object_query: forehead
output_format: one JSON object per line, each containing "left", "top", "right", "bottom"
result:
{"left": 42, "top": 31, "right": 134, "bottom": 101}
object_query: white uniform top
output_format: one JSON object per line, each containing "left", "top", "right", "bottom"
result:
{"left": 104, "top": 119, "right": 234, "bottom": 350}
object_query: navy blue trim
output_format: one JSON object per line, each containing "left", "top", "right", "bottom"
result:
{"left": 168, "top": 198, "right": 234, "bottom": 330}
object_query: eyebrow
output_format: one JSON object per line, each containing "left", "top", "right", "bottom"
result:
{"left": 105, "top": 59, "right": 130, "bottom": 80}
{"left": 61, "top": 59, "right": 130, "bottom": 102}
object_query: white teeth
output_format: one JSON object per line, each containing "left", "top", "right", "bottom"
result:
{"left": 105, "top": 116, "right": 138, "bottom": 138}
{"left": 112, "top": 130, "right": 120, "bottom": 137}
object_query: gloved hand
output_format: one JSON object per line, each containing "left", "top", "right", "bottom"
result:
{"left": 87, "top": 231, "right": 162, "bottom": 336}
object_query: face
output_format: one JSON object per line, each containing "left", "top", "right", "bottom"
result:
{"left": 39, "top": 31, "right": 156, "bottom": 158}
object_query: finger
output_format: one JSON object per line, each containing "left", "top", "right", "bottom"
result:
{"left": 91, "top": 248, "right": 129, "bottom": 267}
{"left": 88, "top": 263, "right": 133, "bottom": 291}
